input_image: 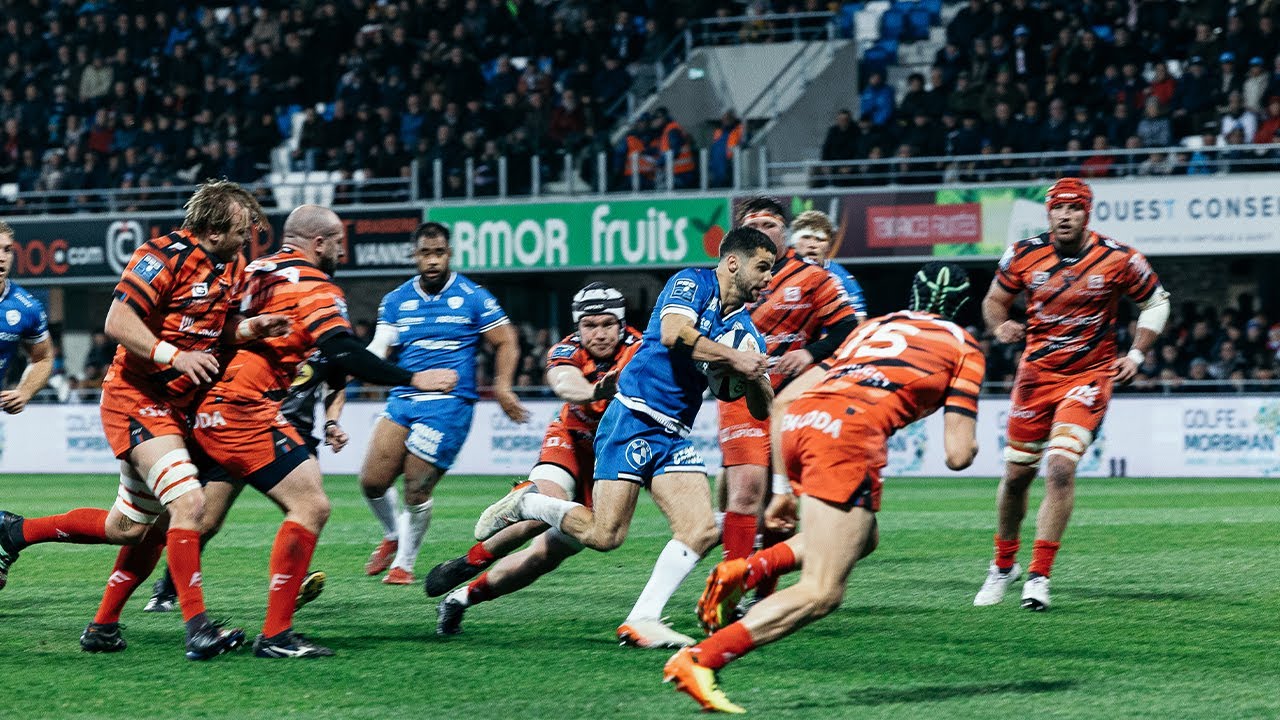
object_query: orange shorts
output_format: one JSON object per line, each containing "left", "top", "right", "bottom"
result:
{"left": 718, "top": 397, "right": 769, "bottom": 467}
{"left": 99, "top": 377, "right": 190, "bottom": 459}
{"left": 190, "top": 398, "right": 307, "bottom": 485}
{"left": 536, "top": 420, "right": 596, "bottom": 507}
{"left": 780, "top": 395, "right": 884, "bottom": 511}
{"left": 1007, "top": 364, "right": 1113, "bottom": 444}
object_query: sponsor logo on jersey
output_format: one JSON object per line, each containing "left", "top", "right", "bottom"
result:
{"left": 625, "top": 439, "right": 652, "bottom": 469}
{"left": 550, "top": 344, "right": 576, "bottom": 359}
{"left": 483, "top": 297, "right": 499, "bottom": 312}
{"left": 194, "top": 411, "right": 227, "bottom": 428}
{"left": 448, "top": 296, "right": 464, "bottom": 309}
{"left": 1030, "top": 271, "right": 1050, "bottom": 288}
{"left": 783, "top": 286, "right": 802, "bottom": 302}
{"left": 670, "top": 445, "right": 703, "bottom": 467}
{"left": 408, "top": 422, "right": 445, "bottom": 459}
{"left": 671, "top": 278, "right": 697, "bottom": 302}
{"left": 137, "top": 405, "right": 171, "bottom": 418}
{"left": 4, "top": 309, "right": 19, "bottom": 326}
{"left": 436, "top": 315, "right": 469, "bottom": 324}
{"left": 179, "top": 315, "right": 195, "bottom": 332}
{"left": 410, "top": 339, "right": 464, "bottom": 351}
{"left": 132, "top": 254, "right": 165, "bottom": 283}
{"left": 1087, "top": 274, "right": 1104, "bottom": 289}
{"left": 1008, "top": 407, "right": 1037, "bottom": 419}
{"left": 1064, "top": 384, "right": 1101, "bottom": 407}
{"left": 335, "top": 297, "right": 349, "bottom": 319}
{"left": 544, "top": 434, "right": 573, "bottom": 449}
{"left": 399, "top": 299, "right": 420, "bottom": 313}
{"left": 191, "top": 282, "right": 208, "bottom": 298}
{"left": 782, "top": 409, "right": 844, "bottom": 438}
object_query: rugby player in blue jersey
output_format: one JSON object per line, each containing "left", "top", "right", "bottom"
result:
{"left": 0, "top": 221, "right": 54, "bottom": 419}
{"left": 361, "top": 222, "right": 528, "bottom": 585}
{"left": 474, "top": 227, "right": 775, "bottom": 647}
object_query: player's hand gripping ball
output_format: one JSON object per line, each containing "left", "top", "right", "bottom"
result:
{"left": 699, "top": 327, "right": 761, "bottom": 402}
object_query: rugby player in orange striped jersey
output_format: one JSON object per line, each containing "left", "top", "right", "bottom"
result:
{"left": 973, "top": 177, "right": 1170, "bottom": 611}
{"left": 0, "top": 180, "right": 286, "bottom": 659}
{"left": 667, "top": 262, "right": 983, "bottom": 713}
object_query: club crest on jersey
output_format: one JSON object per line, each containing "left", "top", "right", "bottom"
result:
{"left": 1088, "top": 274, "right": 1104, "bottom": 289}
{"left": 4, "top": 310, "right": 19, "bottom": 326}
{"left": 191, "top": 282, "right": 208, "bottom": 298}
{"left": 448, "top": 296, "right": 464, "bottom": 309}
{"left": 672, "top": 278, "right": 697, "bottom": 302}
{"left": 625, "top": 439, "right": 652, "bottom": 470}
{"left": 783, "top": 287, "right": 801, "bottom": 302}
{"left": 132, "top": 254, "right": 165, "bottom": 284}
{"left": 1030, "top": 271, "right": 1050, "bottom": 288}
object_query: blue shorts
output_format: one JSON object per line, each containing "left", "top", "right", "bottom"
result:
{"left": 593, "top": 402, "right": 706, "bottom": 487}
{"left": 383, "top": 395, "right": 475, "bottom": 471}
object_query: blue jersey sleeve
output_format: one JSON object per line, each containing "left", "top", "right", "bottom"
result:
{"left": 23, "top": 300, "right": 49, "bottom": 343}
{"left": 473, "top": 286, "right": 510, "bottom": 333}
{"left": 377, "top": 290, "right": 400, "bottom": 327}
{"left": 830, "top": 263, "right": 867, "bottom": 317}
{"left": 657, "top": 269, "right": 710, "bottom": 322}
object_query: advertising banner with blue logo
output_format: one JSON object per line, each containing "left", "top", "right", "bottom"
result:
{"left": 2, "top": 398, "right": 1277, "bottom": 477}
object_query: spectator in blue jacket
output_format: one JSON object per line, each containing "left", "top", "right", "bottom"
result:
{"left": 859, "top": 71, "right": 896, "bottom": 127}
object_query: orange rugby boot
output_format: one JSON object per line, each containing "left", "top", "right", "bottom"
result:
{"left": 382, "top": 567, "right": 415, "bottom": 585}
{"left": 364, "top": 539, "right": 398, "bottom": 576}
{"left": 697, "top": 559, "right": 749, "bottom": 634}
{"left": 663, "top": 647, "right": 745, "bottom": 714}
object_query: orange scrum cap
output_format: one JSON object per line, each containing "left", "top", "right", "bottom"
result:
{"left": 1045, "top": 177, "right": 1093, "bottom": 220}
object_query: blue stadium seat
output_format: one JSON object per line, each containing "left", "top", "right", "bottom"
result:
{"left": 905, "top": 7, "right": 931, "bottom": 42}
{"left": 879, "top": 7, "right": 905, "bottom": 41}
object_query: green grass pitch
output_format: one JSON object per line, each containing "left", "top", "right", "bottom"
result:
{"left": 2, "top": 473, "right": 1278, "bottom": 719}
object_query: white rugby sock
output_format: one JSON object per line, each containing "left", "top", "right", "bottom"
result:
{"left": 390, "top": 499, "right": 433, "bottom": 572}
{"left": 366, "top": 487, "right": 401, "bottom": 540}
{"left": 627, "top": 539, "right": 701, "bottom": 622}
{"left": 714, "top": 511, "right": 726, "bottom": 533}
{"left": 518, "top": 493, "right": 579, "bottom": 530}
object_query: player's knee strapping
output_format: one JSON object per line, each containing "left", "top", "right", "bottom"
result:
{"left": 1003, "top": 439, "right": 1045, "bottom": 466}
{"left": 145, "top": 448, "right": 202, "bottom": 507}
{"left": 1044, "top": 424, "right": 1093, "bottom": 464}
{"left": 113, "top": 464, "right": 166, "bottom": 524}
{"left": 528, "top": 463, "right": 576, "bottom": 498}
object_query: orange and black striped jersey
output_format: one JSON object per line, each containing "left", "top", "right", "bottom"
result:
{"left": 209, "top": 247, "right": 352, "bottom": 403}
{"left": 106, "top": 229, "right": 245, "bottom": 403}
{"left": 546, "top": 325, "right": 643, "bottom": 432}
{"left": 996, "top": 231, "right": 1160, "bottom": 375}
{"left": 751, "top": 247, "right": 855, "bottom": 388}
{"left": 810, "top": 311, "right": 986, "bottom": 435}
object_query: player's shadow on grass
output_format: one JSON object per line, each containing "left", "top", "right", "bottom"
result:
{"left": 784, "top": 679, "right": 1078, "bottom": 710}
{"left": 1068, "top": 588, "right": 1208, "bottom": 602}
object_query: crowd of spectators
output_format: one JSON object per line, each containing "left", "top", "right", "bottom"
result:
{"left": 820, "top": 0, "right": 1280, "bottom": 185}
{"left": 0, "top": 0, "right": 730, "bottom": 212}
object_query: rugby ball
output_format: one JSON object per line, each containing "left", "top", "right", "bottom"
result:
{"left": 699, "top": 326, "right": 760, "bottom": 402}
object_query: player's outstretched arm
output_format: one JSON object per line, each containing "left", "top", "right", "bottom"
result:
{"left": 316, "top": 332, "right": 456, "bottom": 392}
{"left": 0, "top": 337, "right": 53, "bottom": 414}
{"left": 982, "top": 281, "right": 1024, "bottom": 343}
{"left": 1114, "top": 285, "right": 1171, "bottom": 383}
{"left": 224, "top": 313, "right": 292, "bottom": 344}
{"left": 942, "top": 412, "right": 979, "bottom": 471}
{"left": 105, "top": 299, "right": 219, "bottom": 383}
{"left": 547, "top": 365, "right": 616, "bottom": 404}
{"left": 484, "top": 323, "right": 530, "bottom": 423}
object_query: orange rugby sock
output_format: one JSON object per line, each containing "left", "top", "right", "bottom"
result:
{"left": 94, "top": 534, "right": 165, "bottom": 624}
{"left": 166, "top": 528, "right": 207, "bottom": 622}
{"left": 744, "top": 541, "right": 796, "bottom": 590}
{"left": 20, "top": 508, "right": 109, "bottom": 547}
{"left": 466, "top": 572, "right": 495, "bottom": 604}
{"left": 692, "top": 621, "right": 757, "bottom": 670}
{"left": 722, "top": 512, "right": 757, "bottom": 561}
{"left": 262, "top": 521, "right": 318, "bottom": 638}
{"left": 466, "top": 542, "right": 496, "bottom": 567}
{"left": 1028, "top": 539, "right": 1061, "bottom": 578}
{"left": 994, "top": 535, "right": 1020, "bottom": 572}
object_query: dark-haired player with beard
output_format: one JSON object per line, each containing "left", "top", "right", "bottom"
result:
{"left": 359, "top": 222, "right": 528, "bottom": 586}
{"left": 669, "top": 262, "right": 985, "bottom": 713}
